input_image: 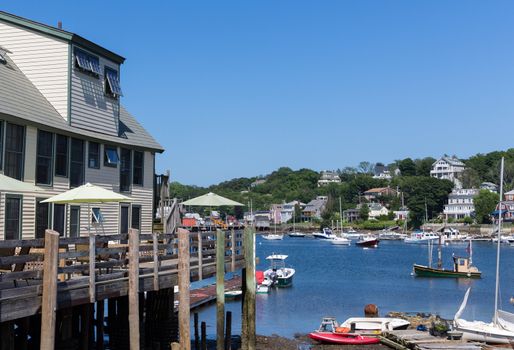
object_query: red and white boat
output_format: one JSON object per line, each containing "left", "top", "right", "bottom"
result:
{"left": 356, "top": 235, "right": 379, "bottom": 248}
{"left": 309, "top": 317, "right": 381, "bottom": 345}
{"left": 308, "top": 331, "right": 380, "bottom": 345}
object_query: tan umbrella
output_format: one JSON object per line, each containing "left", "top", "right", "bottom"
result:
{"left": 181, "top": 192, "right": 244, "bottom": 207}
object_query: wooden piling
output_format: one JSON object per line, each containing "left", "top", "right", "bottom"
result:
{"left": 201, "top": 322, "right": 207, "bottom": 350}
{"left": 97, "top": 300, "right": 105, "bottom": 350}
{"left": 194, "top": 313, "right": 200, "bottom": 350}
{"left": 197, "top": 231, "right": 203, "bottom": 280}
{"left": 80, "top": 304, "right": 91, "bottom": 350}
{"left": 242, "top": 227, "right": 256, "bottom": 350}
{"left": 231, "top": 228, "right": 236, "bottom": 272}
{"left": 152, "top": 231, "right": 159, "bottom": 290}
{"left": 40, "top": 229, "right": 59, "bottom": 350}
{"left": 89, "top": 228, "right": 96, "bottom": 303}
{"left": 0, "top": 321, "right": 14, "bottom": 350}
{"left": 225, "top": 311, "right": 232, "bottom": 350}
{"left": 178, "top": 228, "right": 191, "bottom": 350}
{"left": 128, "top": 228, "right": 140, "bottom": 350}
{"left": 216, "top": 229, "right": 225, "bottom": 350}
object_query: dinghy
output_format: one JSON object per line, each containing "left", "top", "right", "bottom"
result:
{"left": 308, "top": 332, "right": 380, "bottom": 345}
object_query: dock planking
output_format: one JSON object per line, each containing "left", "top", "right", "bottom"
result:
{"left": 382, "top": 330, "right": 485, "bottom": 350}
{"left": 189, "top": 276, "right": 242, "bottom": 310}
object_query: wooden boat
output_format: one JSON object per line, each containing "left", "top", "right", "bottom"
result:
{"left": 356, "top": 235, "right": 379, "bottom": 247}
{"left": 413, "top": 236, "right": 481, "bottom": 278}
{"left": 308, "top": 332, "right": 380, "bottom": 345}
{"left": 263, "top": 254, "right": 295, "bottom": 288}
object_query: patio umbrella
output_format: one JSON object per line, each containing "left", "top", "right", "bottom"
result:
{"left": 181, "top": 192, "right": 244, "bottom": 207}
{"left": 42, "top": 183, "right": 132, "bottom": 234}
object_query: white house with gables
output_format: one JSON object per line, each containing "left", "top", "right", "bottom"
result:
{"left": 430, "top": 156, "right": 465, "bottom": 188}
{"left": 0, "top": 11, "right": 163, "bottom": 240}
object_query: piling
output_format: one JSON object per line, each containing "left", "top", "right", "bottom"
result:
{"left": 225, "top": 311, "right": 232, "bottom": 350}
{"left": 128, "top": 228, "right": 141, "bottom": 350}
{"left": 194, "top": 313, "right": 200, "bottom": 350}
{"left": 178, "top": 228, "right": 191, "bottom": 350}
{"left": 201, "top": 322, "right": 207, "bottom": 350}
{"left": 40, "top": 229, "right": 59, "bottom": 350}
{"left": 216, "top": 229, "right": 225, "bottom": 350}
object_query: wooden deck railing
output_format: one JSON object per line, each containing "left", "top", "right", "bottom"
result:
{"left": 0, "top": 228, "right": 245, "bottom": 324}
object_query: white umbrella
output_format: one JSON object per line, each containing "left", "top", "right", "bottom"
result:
{"left": 42, "top": 183, "right": 132, "bottom": 234}
{"left": 181, "top": 192, "right": 244, "bottom": 207}
{"left": 0, "top": 173, "right": 43, "bottom": 193}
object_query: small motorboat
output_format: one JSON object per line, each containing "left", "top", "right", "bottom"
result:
{"left": 309, "top": 317, "right": 380, "bottom": 345}
{"left": 288, "top": 232, "right": 306, "bottom": 238}
{"left": 339, "top": 317, "right": 410, "bottom": 332}
{"left": 264, "top": 254, "right": 295, "bottom": 288}
{"left": 312, "top": 228, "right": 336, "bottom": 239}
{"left": 224, "top": 290, "right": 242, "bottom": 300}
{"left": 356, "top": 235, "right": 379, "bottom": 248}
{"left": 330, "top": 237, "right": 351, "bottom": 246}
{"left": 308, "top": 332, "right": 380, "bottom": 345}
{"left": 262, "top": 234, "right": 284, "bottom": 240}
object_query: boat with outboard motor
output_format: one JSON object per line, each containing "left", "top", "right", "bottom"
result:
{"left": 356, "top": 235, "right": 379, "bottom": 247}
{"left": 308, "top": 317, "right": 382, "bottom": 345}
{"left": 312, "top": 228, "right": 336, "bottom": 240}
{"left": 263, "top": 254, "right": 295, "bottom": 288}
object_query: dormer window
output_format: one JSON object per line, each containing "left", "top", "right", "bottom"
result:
{"left": 75, "top": 48, "right": 101, "bottom": 76}
{"left": 105, "top": 67, "right": 122, "bottom": 98}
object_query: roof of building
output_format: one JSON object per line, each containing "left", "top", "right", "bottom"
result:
{"left": 505, "top": 190, "right": 514, "bottom": 195}
{"left": 0, "top": 11, "right": 124, "bottom": 64}
{"left": 303, "top": 199, "right": 326, "bottom": 212}
{"left": 364, "top": 187, "right": 395, "bottom": 194}
{"left": 433, "top": 156, "right": 465, "bottom": 167}
{"left": 0, "top": 52, "right": 163, "bottom": 152}
{"left": 368, "top": 203, "right": 386, "bottom": 211}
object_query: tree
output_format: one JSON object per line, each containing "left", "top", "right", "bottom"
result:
{"left": 358, "top": 161, "right": 375, "bottom": 174}
{"left": 474, "top": 190, "right": 499, "bottom": 224}
{"left": 398, "top": 158, "right": 416, "bottom": 176}
{"left": 359, "top": 204, "right": 369, "bottom": 221}
{"left": 415, "top": 157, "right": 436, "bottom": 177}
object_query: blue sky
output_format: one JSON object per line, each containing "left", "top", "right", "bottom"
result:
{"left": 3, "top": 1, "right": 514, "bottom": 186}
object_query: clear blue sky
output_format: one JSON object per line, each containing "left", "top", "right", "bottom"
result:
{"left": 3, "top": 1, "right": 514, "bottom": 186}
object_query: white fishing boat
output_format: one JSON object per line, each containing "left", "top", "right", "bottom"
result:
{"left": 378, "top": 230, "right": 407, "bottom": 240}
{"left": 312, "top": 228, "right": 336, "bottom": 240}
{"left": 453, "top": 157, "right": 514, "bottom": 344}
{"left": 330, "top": 236, "right": 351, "bottom": 246}
{"left": 340, "top": 317, "right": 410, "bottom": 332}
{"left": 264, "top": 254, "right": 295, "bottom": 288}
{"left": 444, "top": 228, "right": 470, "bottom": 243}
{"left": 342, "top": 228, "right": 361, "bottom": 240}
{"left": 262, "top": 233, "right": 283, "bottom": 240}
{"left": 404, "top": 231, "right": 440, "bottom": 244}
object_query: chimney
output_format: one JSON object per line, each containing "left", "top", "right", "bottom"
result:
{"left": 57, "top": 21, "right": 62, "bottom": 30}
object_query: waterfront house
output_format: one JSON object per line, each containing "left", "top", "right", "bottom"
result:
{"left": 0, "top": 11, "right": 163, "bottom": 239}
{"left": 497, "top": 190, "right": 514, "bottom": 223}
{"left": 430, "top": 156, "right": 465, "bottom": 188}
{"left": 393, "top": 207, "right": 409, "bottom": 221}
{"left": 443, "top": 188, "right": 479, "bottom": 220}
{"left": 343, "top": 208, "right": 360, "bottom": 222}
{"left": 270, "top": 203, "right": 295, "bottom": 224}
{"left": 254, "top": 211, "right": 271, "bottom": 230}
{"left": 317, "top": 170, "right": 341, "bottom": 187}
{"left": 367, "top": 203, "right": 389, "bottom": 220}
{"left": 302, "top": 197, "right": 328, "bottom": 220}
{"left": 363, "top": 187, "right": 397, "bottom": 201}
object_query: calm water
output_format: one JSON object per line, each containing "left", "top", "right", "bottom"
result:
{"left": 190, "top": 236, "right": 514, "bottom": 338}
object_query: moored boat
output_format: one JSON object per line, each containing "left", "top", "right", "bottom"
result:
{"left": 356, "top": 235, "right": 379, "bottom": 247}
{"left": 312, "top": 228, "right": 336, "bottom": 239}
{"left": 224, "top": 290, "right": 242, "bottom": 299}
{"left": 330, "top": 236, "right": 351, "bottom": 246}
{"left": 308, "top": 332, "right": 380, "bottom": 345}
{"left": 262, "top": 234, "right": 283, "bottom": 240}
{"left": 339, "top": 317, "right": 410, "bottom": 332}
{"left": 288, "top": 232, "right": 305, "bottom": 238}
{"left": 263, "top": 254, "right": 295, "bottom": 288}
{"left": 404, "top": 231, "right": 440, "bottom": 244}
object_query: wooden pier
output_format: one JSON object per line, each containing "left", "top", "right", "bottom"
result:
{"left": 0, "top": 227, "right": 245, "bottom": 350}
{"left": 381, "top": 330, "right": 486, "bottom": 350}
{"left": 189, "top": 276, "right": 242, "bottom": 310}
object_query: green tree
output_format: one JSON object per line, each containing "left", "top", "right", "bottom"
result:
{"left": 398, "top": 158, "right": 416, "bottom": 176}
{"left": 474, "top": 190, "right": 499, "bottom": 224}
{"left": 415, "top": 157, "right": 436, "bottom": 177}
{"left": 359, "top": 204, "right": 369, "bottom": 221}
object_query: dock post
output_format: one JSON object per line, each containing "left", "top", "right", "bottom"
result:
{"left": 97, "top": 300, "right": 105, "bottom": 350}
{"left": 178, "top": 228, "right": 191, "bottom": 350}
{"left": 225, "top": 311, "right": 232, "bottom": 350}
{"left": 89, "top": 228, "right": 96, "bottom": 303}
{"left": 231, "top": 228, "right": 236, "bottom": 272}
{"left": 128, "top": 228, "right": 140, "bottom": 350}
{"left": 216, "top": 229, "right": 225, "bottom": 350}
{"left": 152, "top": 231, "right": 159, "bottom": 290}
{"left": 194, "top": 313, "right": 200, "bottom": 350}
{"left": 242, "top": 227, "right": 256, "bottom": 350}
{"left": 40, "top": 229, "right": 59, "bottom": 350}
{"left": 197, "top": 231, "right": 203, "bottom": 280}
{"left": 201, "top": 322, "right": 207, "bottom": 350}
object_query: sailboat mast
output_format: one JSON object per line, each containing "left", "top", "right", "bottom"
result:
{"left": 494, "top": 157, "right": 504, "bottom": 326}
{"left": 437, "top": 234, "right": 442, "bottom": 269}
{"left": 339, "top": 197, "right": 343, "bottom": 233}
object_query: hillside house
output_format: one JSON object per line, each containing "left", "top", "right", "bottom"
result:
{"left": 0, "top": 11, "right": 163, "bottom": 239}
{"left": 430, "top": 156, "right": 465, "bottom": 188}
{"left": 363, "top": 187, "right": 397, "bottom": 201}
{"left": 317, "top": 171, "right": 341, "bottom": 187}
{"left": 302, "top": 197, "right": 328, "bottom": 220}
{"left": 443, "top": 188, "right": 479, "bottom": 220}
{"left": 367, "top": 203, "right": 389, "bottom": 220}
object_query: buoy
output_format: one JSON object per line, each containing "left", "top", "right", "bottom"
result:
{"left": 364, "top": 304, "right": 379, "bottom": 317}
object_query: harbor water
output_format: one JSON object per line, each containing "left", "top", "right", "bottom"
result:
{"left": 191, "top": 236, "right": 514, "bottom": 338}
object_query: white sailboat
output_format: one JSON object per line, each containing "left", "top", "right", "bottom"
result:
{"left": 263, "top": 214, "right": 283, "bottom": 240}
{"left": 288, "top": 208, "right": 305, "bottom": 237}
{"left": 453, "top": 157, "right": 514, "bottom": 343}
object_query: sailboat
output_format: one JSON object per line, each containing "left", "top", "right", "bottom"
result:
{"left": 453, "top": 157, "right": 514, "bottom": 343}
{"left": 262, "top": 213, "right": 284, "bottom": 240}
{"left": 288, "top": 207, "right": 305, "bottom": 238}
